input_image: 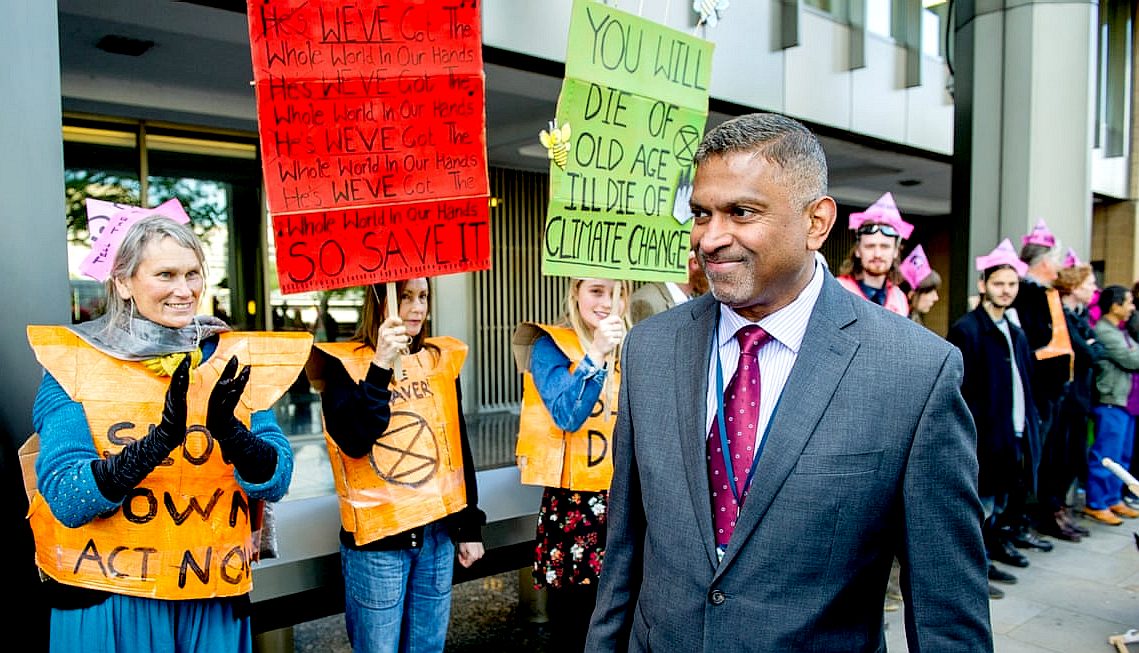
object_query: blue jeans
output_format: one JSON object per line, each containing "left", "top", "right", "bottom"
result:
{"left": 341, "top": 522, "right": 455, "bottom": 653}
{"left": 1088, "top": 405, "right": 1135, "bottom": 510}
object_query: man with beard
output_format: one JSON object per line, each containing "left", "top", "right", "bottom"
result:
{"left": 835, "top": 192, "right": 913, "bottom": 317}
{"left": 948, "top": 239, "right": 1041, "bottom": 599}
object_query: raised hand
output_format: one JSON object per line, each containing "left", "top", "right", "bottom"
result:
{"left": 207, "top": 356, "right": 251, "bottom": 437}
{"left": 91, "top": 353, "right": 192, "bottom": 502}
{"left": 154, "top": 354, "right": 192, "bottom": 450}
{"left": 205, "top": 355, "right": 278, "bottom": 483}
{"left": 373, "top": 316, "right": 410, "bottom": 370}
{"left": 588, "top": 314, "right": 627, "bottom": 363}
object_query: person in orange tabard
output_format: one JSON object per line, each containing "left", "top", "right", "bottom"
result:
{"left": 309, "top": 278, "right": 485, "bottom": 653}
{"left": 28, "top": 215, "right": 309, "bottom": 653}
{"left": 513, "top": 277, "right": 631, "bottom": 653}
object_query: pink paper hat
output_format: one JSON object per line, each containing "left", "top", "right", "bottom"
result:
{"left": 1062, "top": 248, "right": 1082, "bottom": 268}
{"left": 1021, "top": 218, "right": 1056, "bottom": 248}
{"left": 899, "top": 244, "right": 932, "bottom": 289}
{"left": 975, "top": 238, "right": 1028, "bottom": 276}
{"left": 79, "top": 198, "right": 191, "bottom": 282}
{"left": 848, "top": 192, "right": 915, "bottom": 240}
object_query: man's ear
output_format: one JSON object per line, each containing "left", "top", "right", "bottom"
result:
{"left": 806, "top": 196, "right": 837, "bottom": 251}
{"left": 976, "top": 278, "right": 986, "bottom": 296}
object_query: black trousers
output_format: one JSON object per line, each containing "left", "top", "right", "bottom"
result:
{"left": 545, "top": 583, "right": 599, "bottom": 653}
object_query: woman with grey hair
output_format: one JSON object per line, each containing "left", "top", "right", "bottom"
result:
{"left": 26, "top": 215, "right": 311, "bottom": 653}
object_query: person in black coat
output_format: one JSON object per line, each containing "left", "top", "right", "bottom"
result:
{"left": 1035, "top": 264, "right": 1104, "bottom": 540}
{"left": 948, "top": 254, "right": 1041, "bottom": 584}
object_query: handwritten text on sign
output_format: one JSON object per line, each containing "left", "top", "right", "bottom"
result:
{"left": 272, "top": 197, "right": 489, "bottom": 294}
{"left": 543, "top": 0, "right": 712, "bottom": 282}
{"left": 249, "top": 0, "right": 487, "bottom": 212}
{"left": 247, "top": 0, "right": 490, "bottom": 292}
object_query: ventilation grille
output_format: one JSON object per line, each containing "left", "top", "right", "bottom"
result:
{"left": 473, "top": 167, "right": 565, "bottom": 412}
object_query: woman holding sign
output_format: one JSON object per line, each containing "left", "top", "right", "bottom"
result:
{"left": 27, "top": 215, "right": 309, "bottom": 653}
{"left": 513, "top": 277, "right": 630, "bottom": 653}
{"left": 309, "top": 278, "right": 485, "bottom": 653}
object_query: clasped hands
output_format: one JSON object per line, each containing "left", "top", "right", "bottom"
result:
{"left": 153, "top": 355, "right": 251, "bottom": 454}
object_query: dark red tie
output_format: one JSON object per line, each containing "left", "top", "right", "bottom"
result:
{"left": 708, "top": 325, "right": 770, "bottom": 556}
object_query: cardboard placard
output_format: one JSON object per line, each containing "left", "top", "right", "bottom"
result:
{"left": 542, "top": 0, "right": 713, "bottom": 282}
{"left": 247, "top": 0, "right": 491, "bottom": 293}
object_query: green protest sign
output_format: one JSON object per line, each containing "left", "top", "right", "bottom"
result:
{"left": 542, "top": 0, "right": 713, "bottom": 281}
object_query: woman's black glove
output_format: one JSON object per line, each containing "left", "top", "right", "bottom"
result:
{"left": 92, "top": 355, "right": 191, "bottom": 503}
{"left": 207, "top": 356, "right": 277, "bottom": 483}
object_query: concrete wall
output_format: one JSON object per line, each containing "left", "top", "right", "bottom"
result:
{"left": 0, "top": 1, "right": 68, "bottom": 445}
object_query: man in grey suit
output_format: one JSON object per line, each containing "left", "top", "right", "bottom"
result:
{"left": 585, "top": 113, "right": 992, "bottom": 652}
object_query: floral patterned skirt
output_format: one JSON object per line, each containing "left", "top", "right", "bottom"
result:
{"left": 532, "top": 487, "right": 608, "bottom": 589}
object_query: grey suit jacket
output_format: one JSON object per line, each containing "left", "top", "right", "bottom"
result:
{"left": 586, "top": 273, "right": 992, "bottom": 652}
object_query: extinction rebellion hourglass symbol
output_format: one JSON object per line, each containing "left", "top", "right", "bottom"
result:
{"left": 370, "top": 411, "right": 440, "bottom": 487}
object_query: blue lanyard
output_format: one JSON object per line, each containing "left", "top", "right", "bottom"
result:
{"left": 712, "top": 317, "right": 778, "bottom": 508}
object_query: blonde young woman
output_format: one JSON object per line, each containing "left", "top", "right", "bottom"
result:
{"left": 514, "top": 277, "right": 630, "bottom": 653}
{"left": 310, "top": 278, "right": 484, "bottom": 653}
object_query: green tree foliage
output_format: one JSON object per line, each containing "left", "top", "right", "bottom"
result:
{"left": 64, "top": 169, "right": 228, "bottom": 245}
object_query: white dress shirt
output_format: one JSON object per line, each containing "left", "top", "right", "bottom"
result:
{"left": 705, "top": 260, "right": 825, "bottom": 458}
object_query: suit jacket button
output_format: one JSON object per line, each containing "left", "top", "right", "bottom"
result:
{"left": 710, "top": 589, "right": 726, "bottom": 605}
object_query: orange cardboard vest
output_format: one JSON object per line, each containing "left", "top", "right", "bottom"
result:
{"left": 1035, "top": 288, "right": 1075, "bottom": 381}
{"left": 316, "top": 337, "right": 468, "bottom": 546}
{"left": 25, "top": 326, "right": 311, "bottom": 600}
{"left": 513, "top": 323, "right": 619, "bottom": 492}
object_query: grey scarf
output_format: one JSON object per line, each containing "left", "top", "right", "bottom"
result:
{"left": 70, "top": 312, "right": 230, "bottom": 361}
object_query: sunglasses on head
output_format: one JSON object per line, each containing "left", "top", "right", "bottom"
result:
{"left": 856, "top": 223, "right": 900, "bottom": 238}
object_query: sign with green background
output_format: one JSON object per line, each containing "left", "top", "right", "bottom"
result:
{"left": 542, "top": 0, "right": 713, "bottom": 281}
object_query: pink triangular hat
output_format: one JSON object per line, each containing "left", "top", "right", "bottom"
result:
{"left": 975, "top": 238, "right": 1028, "bottom": 276}
{"left": 1021, "top": 218, "right": 1056, "bottom": 248}
{"left": 899, "top": 244, "right": 932, "bottom": 289}
{"left": 848, "top": 192, "right": 915, "bottom": 240}
{"left": 1062, "top": 248, "right": 1082, "bottom": 268}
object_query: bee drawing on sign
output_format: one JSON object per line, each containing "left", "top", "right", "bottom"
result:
{"left": 371, "top": 410, "right": 440, "bottom": 487}
{"left": 539, "top": 120, "right": 572, "bottom": 170}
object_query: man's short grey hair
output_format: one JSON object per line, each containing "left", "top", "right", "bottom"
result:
{"left": 694, "top": 112, "right": 828, "bottom": 209}
{"left": 1018, "top": 243, "right": 1056, "bottom": 268}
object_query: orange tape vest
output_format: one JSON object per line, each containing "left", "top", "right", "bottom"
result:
{"left": 836, "top": 275, "right": 910, "bottom": 317}
{"left": 1035, "top": 288, "right": 1075, "bottom": 381}
{"left": 316, "top": 337, "right": 468, "bottom": 546}
{"left": 515, "top": 324, "right": 619, "bottom": 492}
{"left": 25, "top": 326, "right": 312, "bottom": 600}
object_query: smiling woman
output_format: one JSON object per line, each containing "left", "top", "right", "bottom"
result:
{"left": 511, "top": 276, "right": 631, "bottom": 653}
{"left": 26, "top": 214, "right": 311, "bottom": 653}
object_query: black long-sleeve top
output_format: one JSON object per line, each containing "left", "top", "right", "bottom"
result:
{"left": 319, "top": 354, "right": 485, "bottom": 551}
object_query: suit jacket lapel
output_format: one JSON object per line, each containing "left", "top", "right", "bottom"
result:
{"left": 674, "top": 294, "right": 720, "bottom": 569}
{"left": 715, "top": 276, "right": 859, "bottom": 576}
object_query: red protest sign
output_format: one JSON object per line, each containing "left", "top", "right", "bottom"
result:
{"left": 248, "top": 0, "right": 491, "bottom": 293}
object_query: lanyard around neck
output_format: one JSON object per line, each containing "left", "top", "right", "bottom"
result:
{"left": 712, "top": 313, "right": 778, "bottom": 507}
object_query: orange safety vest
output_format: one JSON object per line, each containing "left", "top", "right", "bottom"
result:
{"left": 514, "top": 323, "right": 620, "bottom": 492}
{"left": 836, "top": 275, "right": 910, "bottom": 317}
{"left": 25, "top": 326, "right": 311, "bottom": 600}
{"left": 316, "top": 337, "right": 468, "bottom": 546}
{"left": 1035, "top": 288, "right": 1075, "bottom": 381}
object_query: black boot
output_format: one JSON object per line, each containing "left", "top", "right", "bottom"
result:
{"left": 985, "top": 526, "right": 1030, "bottom": 568}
